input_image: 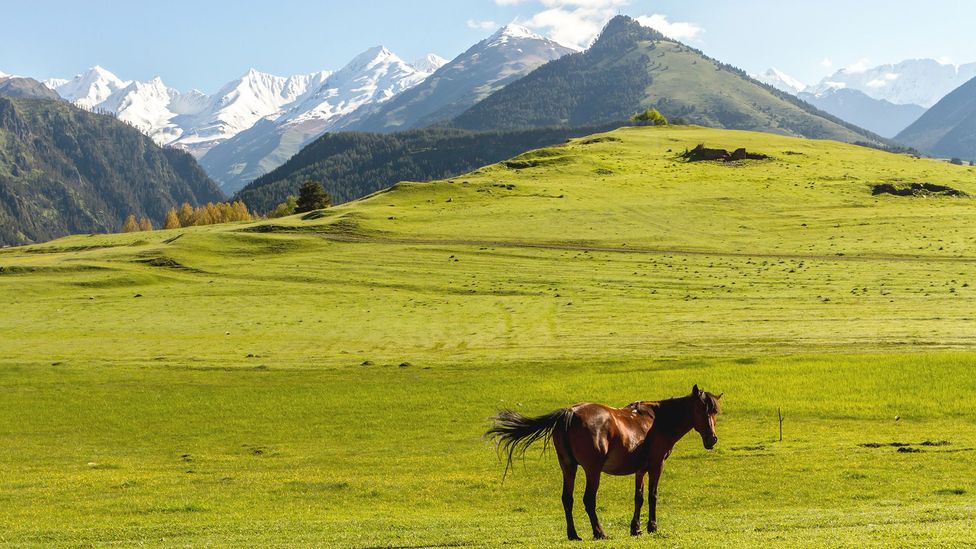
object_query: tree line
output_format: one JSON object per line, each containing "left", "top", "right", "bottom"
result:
{"left": 121, "top": 200, "right": 254, "bottom": 232}
{"left": 120, "top": 181, "right": 334, "bottom": 232}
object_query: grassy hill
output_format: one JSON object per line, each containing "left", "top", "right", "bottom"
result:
{"left": 453, "top": 16, "right": 881, "bottom": 146}
{"left": 2, "top": 126, "right": 975, "bottom": 546}
{"left": 235, "top": 123, "right": 622, "bottom": 212}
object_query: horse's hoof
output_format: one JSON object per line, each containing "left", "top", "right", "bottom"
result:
{"left": 593, "top": 533, "right": 609, "bottom": 541}
{"left": 647, "top": 521, "right": 658, "bottom": 533}
{"left": 630, "top": 529, "right": 642, "bottom": 537}
{"left": 568, "top": 533, "right": 582, "bottom": 541}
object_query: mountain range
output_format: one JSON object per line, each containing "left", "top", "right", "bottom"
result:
{"left": 451, "top": 16, "right": 876, "bottom": 144}
{"left": 201, "top": 25, "right": 573, "bottom": 192}
{"left": 341, "top": 24, "right": 574, "bottom": 133}
{"left": 43, "top": 51, "right": 443, "bottom": 161}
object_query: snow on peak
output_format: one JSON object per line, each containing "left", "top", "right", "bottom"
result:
{"left": 753, "top": 68, "right": 807, "bottom": 95}
{"left": 492, "top": 23, "right": 542, "bottom": 42}
{"left": 809, "top": 58, "right": 976, "bottom": 107}
{"left": 50, "top": 65, "right": 130, "bottom": 109}
{"left": 412, "top": 53, "right": 449, "bottom": 74}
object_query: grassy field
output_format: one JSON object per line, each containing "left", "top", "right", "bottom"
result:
{"left": 1, "top": 125, "right": 975, "bottom": 546}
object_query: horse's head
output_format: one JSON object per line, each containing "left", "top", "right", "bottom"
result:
{"left": 690, "top": 385, "right": 722, "bottom": 450}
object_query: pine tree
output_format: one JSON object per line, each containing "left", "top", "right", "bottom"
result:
{"left": 163, "top": 208, "right": 181, "bottom": 229}
{"left": 138, "top": 217, "right": 154, "bottom": 231}
{"left": 122, "top": 214, "right": 139, "bottom": 233}
{"left": 296, "top": 181, "right": 331, "bottom": 213}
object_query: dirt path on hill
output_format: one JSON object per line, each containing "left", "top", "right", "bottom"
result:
{"left": 316, "top": 233, "right": 976, "bottom": 265}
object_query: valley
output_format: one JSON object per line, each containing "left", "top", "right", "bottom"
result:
{"left": 2, "top": 125, "right": 975, "bottom": 545}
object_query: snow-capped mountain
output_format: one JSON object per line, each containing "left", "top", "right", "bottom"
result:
{"left": 412, "top": 54, "right": 449, "bottom": 73}
{"left": 753, "top": 68, "right": 807, "bottom": 95}
{"left": 172, "top": 69, "right": 332, "bottom": 156}
{"left": 340, "top": 24, "right": 575, "bottom": 133}
{"left": 808, "top": 59, "right": 976, "bottom": 108}
{"left": 198, "top": 46, "right": 437, "bottom": 192}
{"left": 45, "top": 66, "right": 129, "bottom": 110}
{"left": 38, "top": 47, "right": 436, "bottom": 161}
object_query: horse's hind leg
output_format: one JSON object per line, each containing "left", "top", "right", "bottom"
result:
{"left": 555, "top": 432, "right": 581, "bottom": 541}
{"left": 560, "top": 461, "right": 581, "bottom": 541}
{"left": 582, "top": 466, "right": 608, "bottom": 540}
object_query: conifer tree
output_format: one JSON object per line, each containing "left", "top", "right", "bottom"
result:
{"left": 122, "top": 214, "right": 139, "bottom": 233}
{"left": 164, "top": 208, "right": 181, "bottom": 229}
{"left": 178, "top": 203, "right": 195, "bottom": 227}
{"left": 138, "top": 217, "right": 154, "bottom": 231}
{"left": 296, "top": 181, "right": 331, "bottom": 213}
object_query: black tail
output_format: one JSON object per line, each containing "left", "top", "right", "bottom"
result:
{"left": 485, "top": 408, "right": 575, "bottom": 479}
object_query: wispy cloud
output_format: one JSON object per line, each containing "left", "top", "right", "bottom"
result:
{"left": 467, "top": 19, "right": 498, "bottom": 30}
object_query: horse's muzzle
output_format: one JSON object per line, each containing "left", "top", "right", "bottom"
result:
{"left": 703, "top": 435, "right": 718, "bottom": 450}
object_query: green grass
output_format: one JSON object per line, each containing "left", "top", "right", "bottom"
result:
{"left": 2, "top": 126, "right": 976, "bottom": 546}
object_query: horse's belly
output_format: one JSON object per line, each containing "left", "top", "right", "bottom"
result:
{"left": 602, "top": 446, "right": 643, "bottom": 476}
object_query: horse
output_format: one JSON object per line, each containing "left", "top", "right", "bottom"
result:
{"left": 485, "top": 385, "right": 722, "bottom": 540}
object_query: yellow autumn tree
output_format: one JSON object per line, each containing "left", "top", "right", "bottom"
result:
{"left": 122, "top": 214, "right": 139, "bottom": 233}
{"left": 163, "top": 208, "right": 181, "bottom": 229}
{"left": 138, "top": 217, "right": 154, "bottom": 231}
{"left": 178, "top": 202, "right": 195, "bottom": 227}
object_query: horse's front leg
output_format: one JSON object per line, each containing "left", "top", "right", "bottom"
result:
{"left": 630, "top": 469, "right": 646, "bottom": 536}
{"left": 647, "top": 460, "right": 664, "bottom": 533}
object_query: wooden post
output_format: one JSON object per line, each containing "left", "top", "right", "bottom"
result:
{"left": 777, "top": 408, "right": 784, "bottom": 442}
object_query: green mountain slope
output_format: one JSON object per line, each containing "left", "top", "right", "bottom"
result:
{"left": 896, "top": 75, "right": 976, "bottom": 160}
{"left": 453, "top": 16, "right": 880, "bottom": 144}
{"left": 0, "top": 97, "right": 223, "bottom": 246}
{"left": 235, "top": 124, "right": 621, "bottom": 212}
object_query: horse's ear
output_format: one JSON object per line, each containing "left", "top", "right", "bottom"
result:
{"left": 692, "top": 384, "right": 700, "bottom": 396}
{"left": 716, "top": 393, "right": 724, "bottom": 400}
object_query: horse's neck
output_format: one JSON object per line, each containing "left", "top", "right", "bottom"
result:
{"left": 648, "top": 396, "right": 694, "bottom": 442}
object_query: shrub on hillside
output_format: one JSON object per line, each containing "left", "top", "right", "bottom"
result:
{"left": 632, "top": 108, "right": 669, "bottom": 126}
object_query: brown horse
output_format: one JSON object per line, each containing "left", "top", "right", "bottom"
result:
{"left": 486, "top": 385, "right": 721, "bottom": 540}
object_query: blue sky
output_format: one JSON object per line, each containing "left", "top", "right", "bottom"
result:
{"left": 3, "top": 0, "right": 975, "bottom": 93}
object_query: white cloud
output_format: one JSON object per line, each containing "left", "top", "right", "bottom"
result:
{"left": 523, "top": 7, "right": 611, "bottom": 50}
{"left": 865, "top": 78, "right": 888, "bottom": 89}
{"left": 844, "top": 58, "right": 871, "bottom": 73}
{"left": 635, "top": 14, "right": 703, "bottom": 42}
{"left": 512, "top": 0, "right": 701, "bottom": 50}
{"left": 820, "top": 58, "right": 834, "bottom": 69}
{"left": 467, "top": 19, "right": 498, "bottom": 30}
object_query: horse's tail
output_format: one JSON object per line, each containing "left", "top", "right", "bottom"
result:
{"left": 485, "top": 407, "right": 575, "bottom": 479}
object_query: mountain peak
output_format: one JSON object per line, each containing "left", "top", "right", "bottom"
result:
{"left": 492, "top": 23, "right": 542, "bottom": 41}
{"left": 596, "top": 15, "right": 667, "bottom": 45}
{"left": 412, "top": 53, "right": 449, "bottom": 74}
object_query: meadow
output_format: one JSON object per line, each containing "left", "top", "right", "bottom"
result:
{"left": 1, "top": 126, "right": 975, "bottom": 546}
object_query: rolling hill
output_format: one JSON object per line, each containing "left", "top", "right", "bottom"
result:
{"left": 896, "top": 75, "right": 976, "bottom": 160}
{"left": 2, "top": 125, "right": 975, "bottom": 545}
{"left": 234, "top": 123, "right": 622, "bottom": 212}
{"left": 0, "top": 97, "right": 223, "bottom": 246}
{"left": 452, "top": 16, "right": 880, "bottom": 145}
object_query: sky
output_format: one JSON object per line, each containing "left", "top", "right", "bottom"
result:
{"left": 3, "top": 0, "right": 975, "bottom": 94}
